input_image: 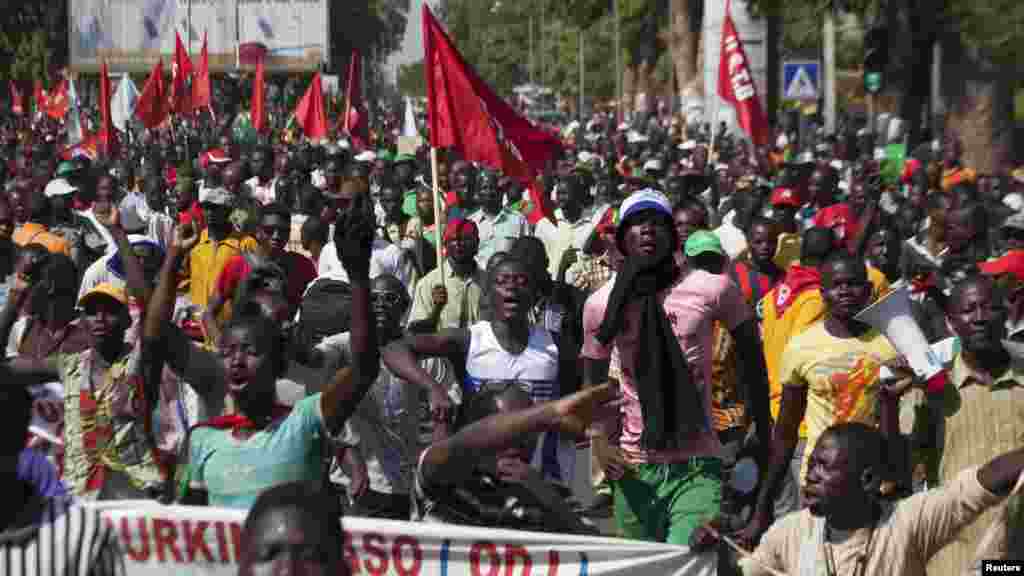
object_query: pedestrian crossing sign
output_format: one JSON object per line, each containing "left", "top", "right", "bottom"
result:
{"left": 783, "top": 61, "right": 820, "bottom": 101}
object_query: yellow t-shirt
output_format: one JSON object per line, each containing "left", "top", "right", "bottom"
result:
{"left": 188, "top": 230, "right": 258, "bottom": 310}
{"left": 760, "top": 266, "right": 891, "bottom": 438}
{"left": 779, "top": 321, "right": 897, "bottom": 482}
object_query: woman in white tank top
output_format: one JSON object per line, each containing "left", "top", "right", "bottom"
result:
{"left": 381, "top": 255, "right": 575, "bottom": 486}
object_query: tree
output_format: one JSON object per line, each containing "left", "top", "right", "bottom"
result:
{"left": 330, "top": 0, "right": 410, "bottom": 85}
{"left": 0, "top": 0, "right": 67, "bottom": 83}
{"left": 398, "top": 60, "right": 426, "bottom": 98}
{"left": 747, "top": 0, "right": 1022, "bottom": 170}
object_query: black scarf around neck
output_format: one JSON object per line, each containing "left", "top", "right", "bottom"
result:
{"left": 596, "top": 254, "right": 708, "bottom": 450}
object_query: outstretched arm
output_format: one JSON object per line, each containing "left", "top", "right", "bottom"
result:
{"left": 382, "top": 328, "right": 469, "bottom": 430}
{"left": 420, "top": 383, "right": 619, "bottom": 487}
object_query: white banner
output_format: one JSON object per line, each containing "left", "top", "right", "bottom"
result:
{"left": 70, "top": 0, "right": 328, "bottom": 73}
{"left": 92, "top": 503, "right": 715, "bottom": 576}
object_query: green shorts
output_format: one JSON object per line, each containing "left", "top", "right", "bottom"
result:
{"left": 613, "top": 457, "right": 722, "bottom": 546}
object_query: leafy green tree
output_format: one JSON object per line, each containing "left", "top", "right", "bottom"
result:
{"left": 398, "top": 60, "right": 426, "bottom": 98}
{"left": 0, "top": 0, "right": 67, "bottom": 84}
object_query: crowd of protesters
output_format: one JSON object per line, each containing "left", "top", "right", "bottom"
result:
{"left": 0, "top": 87, "right": 1020, "bottom": 576}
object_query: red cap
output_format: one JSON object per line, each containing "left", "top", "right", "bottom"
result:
{"left": 978, "top": 250, "right": 1024, "bottom": 281}
{"left": 199, "top": 148, "right": 231, "bottom": 169}
{"left": 443, "top": 218, "right": 479, "bottom": 243}
{"left": 770, "top": 186, "right": 801, "bottom": 208}
{"left": 901, "top": 158, "right": 922, "bottom": 184}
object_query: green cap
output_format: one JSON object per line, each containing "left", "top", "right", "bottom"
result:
{"left": 56, "top": 161, "right": 78, "bottom": 177}
{"left": 684, "top": 230, "right": 724, "bottom": 258}
{"left": 401, "top": 189, "right": 418, "bottom": 217}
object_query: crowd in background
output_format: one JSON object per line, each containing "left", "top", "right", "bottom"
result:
{"left": 0, "top": 94, "right": 1020, "bottom": 576}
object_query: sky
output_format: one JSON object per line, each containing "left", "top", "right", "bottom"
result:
{"left": 385, "top": 0, "right": 434, "bottom": 79}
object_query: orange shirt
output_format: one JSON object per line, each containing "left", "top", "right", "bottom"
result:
{"left": 13, "top": 222, "right": 70, "bottom": 256}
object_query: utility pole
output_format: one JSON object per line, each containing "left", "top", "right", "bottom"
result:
{"left": 614, "top": 0, "right": 622, "bottom": 121}
{"left": 529, "top": 13, "right": 534, "bottom": 85}
{"left": 823, "top": 2, "right": 836, "bottom": 134}
{"left": 235, "top": 0, "right": 241, "bottom": 70}
{"left": 579, "top": 27, "right": 585, "bottom": 119}
{"left": 668, "top": 0, "right": 675, "bottom": 117}
{"left": 931, "top": 39, "right": 942, "bottom": 138}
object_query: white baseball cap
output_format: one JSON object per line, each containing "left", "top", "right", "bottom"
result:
{"left": 44, "top": 179, "right": 78, "bottom": 198}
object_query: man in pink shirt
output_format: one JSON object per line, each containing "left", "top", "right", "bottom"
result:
{"left": 582, "top": 190, "right": 771, "bottom": 545}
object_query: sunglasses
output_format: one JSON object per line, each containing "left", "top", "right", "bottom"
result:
{"left": 370, "top": 291, "right": 405, "bottom": 307}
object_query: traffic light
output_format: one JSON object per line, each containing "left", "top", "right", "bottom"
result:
{"left": 863, "top": 25, "right": 887, "bottom": 94}
{"left": 864, "top": 26, "right": 888, "bottom": 72}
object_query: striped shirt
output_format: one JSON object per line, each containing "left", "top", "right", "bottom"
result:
{"left": 0, "top": 495, "right": 123, "bottom": 576}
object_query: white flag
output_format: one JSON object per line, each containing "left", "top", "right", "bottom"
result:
{"left": 111, "top": 75, "right": 139, "bottom": 132}
{"left": 402, "top": 96, "right": 419, "bottom": 138}
{"left": 66, "top": 78, "right": 84, "bottom": 146}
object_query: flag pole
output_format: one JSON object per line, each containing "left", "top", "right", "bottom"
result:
{"left": 429, "top": 147, "right": 446, "bottom": 287}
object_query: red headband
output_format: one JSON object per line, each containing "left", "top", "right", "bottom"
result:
{"left": 443, "top": 218, "right": 479, "bottom": 243}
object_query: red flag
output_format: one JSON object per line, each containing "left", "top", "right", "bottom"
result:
{"left": 136, "top": 60, "right": 170, "bottom": 129}
{"left": 33, "top": 80, "right": 46, "bottom": 114}
{"left": 422, "top": 4, "right": 561, "bottom": 220}
{"left": 9, "top": 82, "right": 23, "bottom": 115}
{"left": 171, "top": 32, "right": 193, "bottom": 115}
{"left": 98, "top": 62, "right": 117, "bottom": 157}
{"left": 251, "top": 56, "right": 267, "bottom": 133}
{"left": 191, "top": 31, "right": 211, "bottom": 112}
{"left": 717, "top": 0, "right": 769, "bottom": 147}
{"left": 293, "top": 73, "right": 327, "bottom": 141}
{"left": 524, "top": 180, "right": 553, "bottom": 225}
{"left": 44, "top": 78, "right": 69, "bottom": 120}
{"left": 343, "top": 50, "right": 368, "bottom": 148}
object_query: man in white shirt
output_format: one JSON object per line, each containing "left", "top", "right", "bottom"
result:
{"left": 469, "top": 170, "right": 528, "bottom": 269}
{"left": 534, "top": 174, "right": 591, "bottom": 279}
{"left": 245, "top": 146, "right": 277, "bottom": 206}
{"left": 318, "top": 165, "right": 412, "bottom": 290}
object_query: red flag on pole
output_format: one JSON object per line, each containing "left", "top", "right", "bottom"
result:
{"left": 717, "top": 0, "right": 769, "bottom": 147}
{"left": 33, "top": 80, "right": 45, "bottom": 114}
{"left": 251, "top": 56, "right": 267, "bottom": 133}
{"left": 343, "top": 49, "right": 368, "bottom": 149}
{"left": 422, "top": 4, "right": 561, "bottom": 220}
{"left": 136, "top": 60, "right": 170, "bottom": 129}
{"left": 9, "top": 82, "right": 23, "bottom": 115}
{"left": 98, "top": 62, "right": 117, "bottom": 157}
{"left": 171, "top": 32, "right": 193, "bottom": 115}
{"left": 191, "top": 31, "right": 211, "bottom": 112}
{"left": 44, "top": 78, "right": 69, "bottom": 120}
{"left": 294, "top": 73, "right": 327, "bottom": 141}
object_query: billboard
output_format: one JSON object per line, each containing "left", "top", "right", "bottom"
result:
{"left": 70, "top": 0, "right": 328, "bottom": 74}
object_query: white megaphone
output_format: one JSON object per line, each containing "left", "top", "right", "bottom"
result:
{"left": 854, "top": 283, "right": 947, "bottom": 394}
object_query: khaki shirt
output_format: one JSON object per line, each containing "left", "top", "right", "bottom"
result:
{"left": 408, "top": 264, "right": 486, "bottom": 329}
{"left": 923, "top": 352, "right": 1024, "bottom": 575}
{"left": 742, "top": 467, "right": 1003, "bottom": 576}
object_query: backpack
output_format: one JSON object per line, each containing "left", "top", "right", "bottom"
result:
{"left": 296, "top": 278, "right": 353, "bottom": 347}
